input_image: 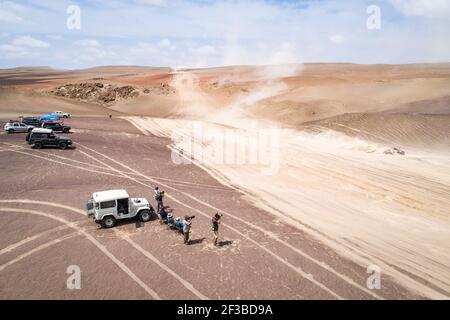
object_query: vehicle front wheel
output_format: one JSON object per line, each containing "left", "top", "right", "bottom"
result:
{"left": 7, "top": 129, "right": 13, "bottom": 134}
{"left": 63, "top": 128, "right": 69, "bottom": 133}
{"left": 34, "top": 142, "right": 43, "bottom": 149}
{"left": 59, "top": 142, "right": 68, "bottom": 150}
{"left": 138, "top": 210, "right": 152, "bottom": 222}
{"left": 101, "top": 216, "right": 117, "bottom": 228}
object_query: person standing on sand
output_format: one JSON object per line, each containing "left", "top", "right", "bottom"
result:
{"left": 183, "top": 215, "right": 194, "bottom": 245}
{"left": 212, "top": 213, "right": 223, "bottom": 246}
{"left": 152, "top": 186, "right": 164, "bottom": 211}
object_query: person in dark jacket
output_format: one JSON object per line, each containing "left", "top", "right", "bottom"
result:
{"left": 212, "top": 213, "right": 223, "bottom": 246}
{"left": 158, "top": 206, "right": 172, "bottom": 223}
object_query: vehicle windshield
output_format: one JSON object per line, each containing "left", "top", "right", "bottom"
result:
{"left": 86, "top": 200, "right": 94, "bottom": 211}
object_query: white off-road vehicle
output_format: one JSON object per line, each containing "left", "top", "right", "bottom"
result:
{"left": 52, "top": 111, "right": 71, "bottom": 118}
{"left": 86, "top": 189, "right": 155, "bottom": 228}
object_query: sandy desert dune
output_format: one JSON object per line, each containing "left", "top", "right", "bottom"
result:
{"left": 0, "top": 63, "right": 449, "bottom": 299}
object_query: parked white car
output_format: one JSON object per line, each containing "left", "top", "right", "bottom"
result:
{"left": 86, "top": 189, "right": 155, "bottom": 228}
{"left": 52, "top": 111, "right": 71, "bottom": 118}
{"left": 4, "top": 121, "right": 35, "bottom": 134}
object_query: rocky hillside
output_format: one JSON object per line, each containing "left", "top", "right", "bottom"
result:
{"left": 49, "top": 82, "right": 138, "bottom": 105}
{"left": 48, "top": 82, "right": 176, "bottom": 105}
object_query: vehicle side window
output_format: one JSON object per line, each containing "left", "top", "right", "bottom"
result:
{"left": 32, "top": 133, "right": 41, "bottom": 139}
{"left": 100, "top": 200, "right": 116, "bottom": 209}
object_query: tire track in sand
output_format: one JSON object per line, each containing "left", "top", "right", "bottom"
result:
{"left": 0, "top": 201, "right": 208, "bottom": 300}
{"left": 1, "top": 142, "right": 231, "bottom": 192}
{"left": 2, "top": 141, "right": 377, "bottom": 299}
{"left": 77, "top": 147, "right": 333, "bottom": 299}
{"left": 0, "top": 206, "right": 161, "bottom": 300}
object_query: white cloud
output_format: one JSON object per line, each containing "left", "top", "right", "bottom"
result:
{"left": 389, "top": 0, "right": 450, "bottom": 17}
{"left": 0, "top": 1, "right": 26, "bottom": 23}
{"left": 131, "top": 41, "right": 158, "bottom": 54}
{"left": 0, "top": 34, "right": 48, "bottom": 59}
{"left": 0, "top": 44, "right": 32, "bottom": 59}
{"left": 75, "top": 39, "right": 101, "bottom": 47}
{"left": 134, "top": 0, "right": 167, "bottom": 7}
{"left": 47, "top": 35, "right": 64, "bottom": 41}
{"left": 0, "top": 44, "right": 25, "bottom": 52}
{"left": 78, "top": 47, "right": 115, "bottom": 62}
{"left": 329, "top": 34, "right": 345, "bottom": 45}
{"left": 158, "top": 38, "right": 171, "bottom": 48}
{"left": 190, "top": 45, "right": 216, "bottom": 56}
{"left": 0, "top": 10, "right": 23, "bottom": 23}
{"left": 11, "top": 35, "right": 49, "bottom": 48}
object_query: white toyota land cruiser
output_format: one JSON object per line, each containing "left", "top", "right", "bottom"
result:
{"left": 86, "top": 189, "right": 155, "bottom": 228}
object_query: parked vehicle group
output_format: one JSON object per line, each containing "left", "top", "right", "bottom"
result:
{"left": 4, "top": 112, "right": 225, "bottom": 246}
{"left": 3, "top": 111, "right": 73, "bottom": 150}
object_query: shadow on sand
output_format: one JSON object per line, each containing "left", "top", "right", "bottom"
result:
{"left": 189, "top": 237, "right": 206, "bottom": 245}
{"left": 216, "top": 240, "right": 233, "bottom": 247}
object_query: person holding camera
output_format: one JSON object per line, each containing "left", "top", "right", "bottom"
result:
{"left": 212, "top": 213, "right": 223, "bottom": 246}
{"left": 183, "top": 215, "right": 195, "bottom": 245}
{"left": 152, "top": 186, "right": 164, "bottom": 212}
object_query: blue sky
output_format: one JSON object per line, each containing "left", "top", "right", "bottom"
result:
{"left": 1, "top": 0, "right": 450, "bottom": 68}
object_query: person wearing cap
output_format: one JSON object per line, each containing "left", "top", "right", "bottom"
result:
{"left": 174, "top": 217, "right": 183, "bottom": 230}
{"left": 212, "top": 213, "right": 223, "bottom": 246}
{"left": 183, "top": 215, "right": 192, "bottom": 245}
{"left": 167, "top": 212, "right": 174, "bottom": 226}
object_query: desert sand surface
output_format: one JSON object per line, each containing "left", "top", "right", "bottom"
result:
{"left": 0, "top": 63, "right": 449, "bottom": 299}
{"left": 1, "top": 117, "right": 421, "bottom": 300}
